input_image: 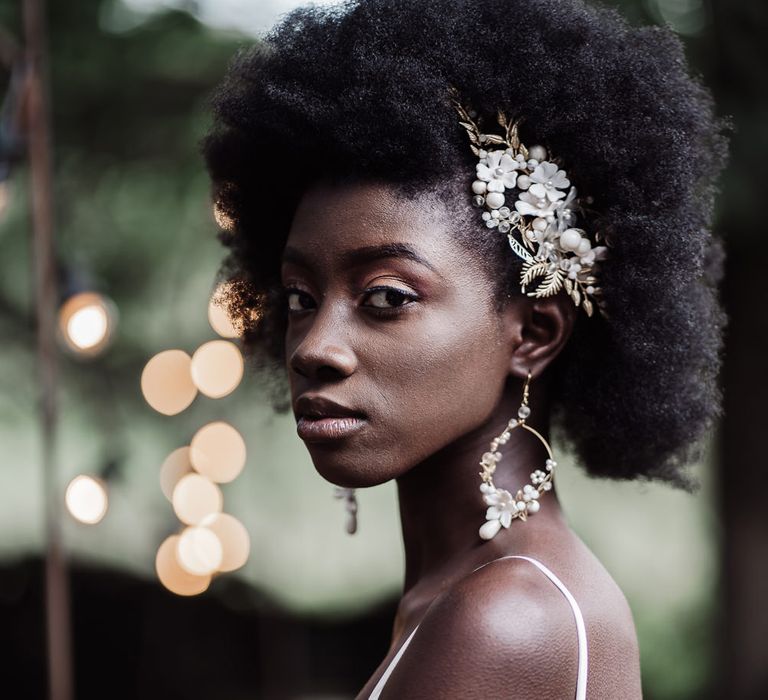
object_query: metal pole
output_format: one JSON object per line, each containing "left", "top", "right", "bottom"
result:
{"left": 22, "top": 0, "right": 73, "bottom": 698}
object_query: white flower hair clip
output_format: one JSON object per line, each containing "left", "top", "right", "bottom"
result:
{"left": 449, "top": 87, "right": 610, "bottom": 318}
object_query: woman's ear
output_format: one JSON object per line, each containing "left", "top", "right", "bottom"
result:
{"left": 500, "top": 293, "right": 577, "bottom": 381}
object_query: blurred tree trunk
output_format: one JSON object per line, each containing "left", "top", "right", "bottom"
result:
{"left": 708, "top": 0, "right": 768, "bottom": 697}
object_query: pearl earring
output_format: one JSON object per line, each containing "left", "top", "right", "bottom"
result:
{"left": 477, "top": 369, "right": 556, "bottom": 540}
{"left": 333, "top": 486, "right": 358, "bottom": 534}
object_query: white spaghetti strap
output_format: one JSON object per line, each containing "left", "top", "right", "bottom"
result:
{"left": 367, "top": 624, "right": 419, "bottom": 699}
{"left": 474, "top": 555, "right": 589, "bottom": 700}
{"left": 368, "top": 554, "right": 588, "bottom": 700}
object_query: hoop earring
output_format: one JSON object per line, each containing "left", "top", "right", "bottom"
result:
{"left": 333, "top": 486, "right": 358, "bottom": 534}
{"left": 477, "top": 369, "right": 556, "bottom": 540}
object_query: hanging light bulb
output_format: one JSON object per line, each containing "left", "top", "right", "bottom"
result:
{"left": 57, "top": 291, "right": 118, "bottom": 357}
{"left": 65, "top": 475, "right": 108, "bottom": 524}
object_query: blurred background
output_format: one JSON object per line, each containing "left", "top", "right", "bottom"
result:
{"left": 0, "top": 0, "right": 764, "bottom": 698}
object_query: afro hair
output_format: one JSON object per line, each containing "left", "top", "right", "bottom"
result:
{"left": 201, "top": 0, "right": 730, "bottom": 490}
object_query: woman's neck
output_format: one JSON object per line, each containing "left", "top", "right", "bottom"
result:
{"left": 395, "top": 384, "right": 565, "bottom": 594}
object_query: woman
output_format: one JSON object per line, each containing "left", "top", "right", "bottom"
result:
{"left": 201, "top": 0, "right": 728, "bottom": 697}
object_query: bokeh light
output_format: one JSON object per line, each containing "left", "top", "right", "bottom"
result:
{"left": 212, "top": 201, "right": 235, "bottom": 232}
{"left": 177, "top": 525, "right": 223, "bottom": 576}
{"left": 190, "top": 339, "right": 243, "bottom": 399}
{"left": 645, "top": 0, "right": 706, "bottom": 35}
{"left": 141, "top": 349, "right": 198, "bottom": 415}
{"left": 58, "top": 291, "right": 118, "bottom": 356}
{"left": 172, "top": 473, "right": 223, "bottom": 525}
{"left": 207, "top": 282, "right": 241, "bottom": 338}
{"left": 159, "top": 446, "right": 193, "bottom": 501}
{"left": 190, "top": 421, "right": 246, "bottom": 483}
{"left": 68, "top": 305, "right": 107, "bottom": 348}
{"left": 200, "top": 512, "right": 250, "bottom": 572}
{"left": 155, "top": 535, "right": 211, "bottom": 596}
{"left": 65, "top": 475, "right": 108, "bottom": 524}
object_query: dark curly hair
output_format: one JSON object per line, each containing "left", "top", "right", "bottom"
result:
{"left": 200, "top": 0, "right": 730, "bottom": 490}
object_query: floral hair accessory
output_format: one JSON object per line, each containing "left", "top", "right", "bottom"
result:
{"left": 449, "top": 87, "right": 609, "bottom": 318}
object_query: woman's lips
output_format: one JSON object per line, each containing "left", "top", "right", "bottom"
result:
{"left": 296, "top": 415, "right": 367, "bottom": 443}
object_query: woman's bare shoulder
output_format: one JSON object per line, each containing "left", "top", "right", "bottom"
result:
{"left": 378, "top": 551, "right": 642, "bottom": 699}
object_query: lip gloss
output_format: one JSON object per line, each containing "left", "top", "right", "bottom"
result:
{"left": 297, "top": 416, "right": 367, "bottom": 442}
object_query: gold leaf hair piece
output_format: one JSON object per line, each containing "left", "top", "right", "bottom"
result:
{"left": 449, "top": 85, "right": 609, "bottom": 318}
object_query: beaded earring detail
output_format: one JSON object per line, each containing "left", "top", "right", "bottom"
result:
{"left": 333, "top": 486, "right": 358, "bottom": 534}
{"left": 478, "top": 370, "right": 556, "bottom": 540}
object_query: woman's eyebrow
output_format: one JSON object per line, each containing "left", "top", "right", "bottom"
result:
{"left": 281, "top": 242, "right": 441, "bottom": 276}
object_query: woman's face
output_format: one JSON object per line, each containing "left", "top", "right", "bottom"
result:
{"left": 281, "top": 179, "right": 518, "bottom": 487}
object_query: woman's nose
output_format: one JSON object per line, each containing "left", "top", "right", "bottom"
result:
{"left": 288, "top": 306, "right": 357, "bottom": 380}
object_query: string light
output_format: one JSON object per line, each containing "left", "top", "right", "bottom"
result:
{"left": 172, "top": 473, "right": 223, "bottom": 525}
{"left": 190, "top": 421, "right": 246, "bottom": 483}
{"left": 141, "top": 349, "right": 198, "bottom": 415}
{"left": 177, "top": 525, "right": 223, "bottom": 576}
{"left": 156, "top": 535, "right": 211, "bottom": 596}
{"left": 200, "top": 512, "right": 250, "bottom": 573}
{"left": 213, "top": 201, "right": 235, "bottom": 232}
{"left": 57, "top": 291, "right": 117, "bottom": 356}
{"left": 208, "top": 282, "right": 242, "bottom": 339}
{"left": 190, "top": 339, "right": 244, "bottom": 399}
{"left": 159, "top": 447, "right": 193, "bottom": 501}
{"left": 148, "top": 275, "right": 253, "bottom": 594}
{"left": 65, "top": 475, "right": 108, "bottom": 524}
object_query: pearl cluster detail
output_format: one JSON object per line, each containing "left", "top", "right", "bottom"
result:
{"left": 450, "top": 86, "right": 610, "bottom": 319}
{"left": 477, "top": 374, "right": 557, "bottom": 541}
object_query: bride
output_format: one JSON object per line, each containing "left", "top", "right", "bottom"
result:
{"left": 201, "top": 0, "right": 728, "bottom": 696}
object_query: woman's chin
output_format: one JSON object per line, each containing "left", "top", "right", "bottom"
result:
{"left": 309, "top": 451, "right": 388, "bottom": 489}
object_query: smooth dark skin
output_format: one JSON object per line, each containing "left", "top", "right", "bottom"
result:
{"left": 281, "top": 179, "right": 642, "bottom": 699}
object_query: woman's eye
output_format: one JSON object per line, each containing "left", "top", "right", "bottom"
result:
{"left": 286, "top": 289, "right": 315, "bottom": 312}
{"left": 284, "top": 285, "right": 417, "bottom": 315}
{"left": 362, "top": 286, "right": 418, "bottom": 310}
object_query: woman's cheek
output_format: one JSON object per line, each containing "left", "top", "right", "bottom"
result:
{"left": 371, "top": 315, "right": 505, "bottom": 468}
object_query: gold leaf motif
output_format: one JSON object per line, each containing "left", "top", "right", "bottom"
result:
{"left": 570, "top": 287, "right": 581, "bottom": 306}
{"left": 533, "top": 268, "right": 564, "bottom": 297}
{"left": 583, "top": 298, "right": 594, "bottom": 317}
{"left": 564, "top": 278, "right": 573, "bottom": 294}
{"left": 506, "top": 120, "right": 520, "bottom": 151}
{"left": 521, "top": 261, "right": 549, "bottom": 287}
{"left": 458, "top": 124, "right": 479, "bottom": 145}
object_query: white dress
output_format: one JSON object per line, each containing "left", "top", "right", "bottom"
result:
{"left": 367, "top": 555, "right": 589, "bottom": 699}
